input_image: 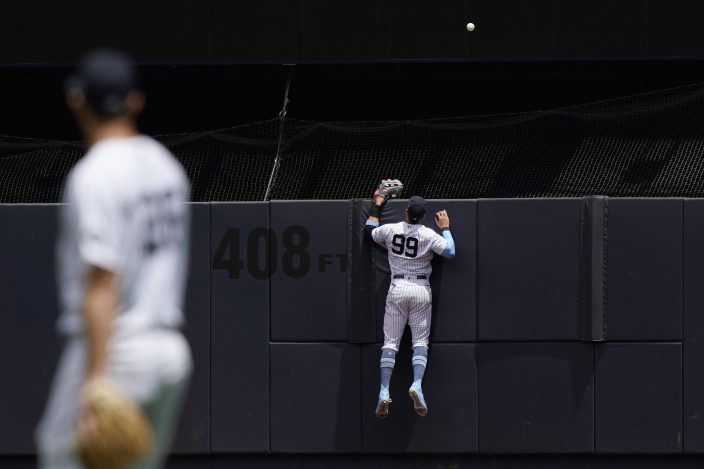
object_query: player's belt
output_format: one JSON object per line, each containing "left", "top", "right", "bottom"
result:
{"left": 393, "top": 274, "right": 427, "bottom": 280}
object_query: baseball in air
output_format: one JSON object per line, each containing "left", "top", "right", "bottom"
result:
{"left": 466, "top": 22, "right": 475, "bottom": 32}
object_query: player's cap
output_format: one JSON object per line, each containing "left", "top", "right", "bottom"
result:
{"left": 407, "top": 196, "right": 426, "bottom": 223}
{"left": 65, "top": 49, "right": 139, "bottom": 116}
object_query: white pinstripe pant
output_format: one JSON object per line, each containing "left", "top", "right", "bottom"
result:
{"left": 382, "top": 279, "right": 432, "bottom": 351}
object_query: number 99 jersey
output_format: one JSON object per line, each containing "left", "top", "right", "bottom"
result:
{"left": 371, "top": 221, "right": 448, "bottom": 277}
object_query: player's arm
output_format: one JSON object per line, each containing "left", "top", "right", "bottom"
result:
{"left": 364, "top": 193, "right": 386, "bottom": 239}
{"left": 434, "top": 210, "right": 456, "bottom": 259}
{"left": 77, "top": 265, "right": 119, "bottom": 448}
{"left": 83, "top": 266, "right": 117, "bottom": 380}
{"left": 69, "top": 176, "right": 122, "bottom": 381}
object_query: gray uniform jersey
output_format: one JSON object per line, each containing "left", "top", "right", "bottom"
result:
{"left": 372, "top": 222, "right": 448, "bottom": 350}
{"left": 57, "top": 135, "right": 190, "bottom": 336}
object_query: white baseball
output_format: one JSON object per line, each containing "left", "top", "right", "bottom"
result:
{"left": 466, "top": 22, "right": 475, "bottom": 32}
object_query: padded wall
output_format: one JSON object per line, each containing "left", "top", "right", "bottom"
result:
{"left": 595, "top": 343, "right": 682, "bottom": 453}
{"left": 0, "top": 205, "right": 60, "bottom": 453}
{"left": 478, "top": 199, "right": 582, "bottom": 340}
{"left": 172, "top": 203, "right": 211, "bottom": 453}
{"left": 683, "top": 199, "right": 704, "bottom": 452}
{"left": 478, "top": 343, "right": 594, "bottom": 453}
{"left": 0, "top": 198, "right": 693, "bottom": 456}
{"left": 606, "top": 199, "right": 682, "bottom": 340}
{"left": 270, "top": 344, "right": 361, "bottom": 453}
{"left": 210, "top": 203, "right": 269, "bottom": 452}
{"left": 270, "top": 201, "right": 349, "bottom": 341}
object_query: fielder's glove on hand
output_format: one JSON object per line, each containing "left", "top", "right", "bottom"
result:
{"left": 373, "top": 179, "right": 404, "bottom": 205}
{"left": 74, "top": 379, "right": 154, "bottom": 469}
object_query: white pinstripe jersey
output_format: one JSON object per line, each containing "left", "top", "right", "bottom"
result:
{"left": 372, "top": 222, "right": 448, "bottom": 277}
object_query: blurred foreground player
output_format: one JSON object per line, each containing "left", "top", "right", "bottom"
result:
{"left": 36, "top": 50, "right": 192, "bottom": 469}
{"left": 364, "top": 181, "right": 456, "bottom": 418}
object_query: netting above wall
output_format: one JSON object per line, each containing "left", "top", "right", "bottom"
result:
{"left": 3, "top": 82, "right": 704, "bottom": 203}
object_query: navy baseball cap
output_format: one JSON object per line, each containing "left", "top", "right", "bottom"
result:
{"left": 65, "top": 49, "right": 139, "bottom": 116}
{"left": 407, "top": 196, "right": 426, "bottom": 223}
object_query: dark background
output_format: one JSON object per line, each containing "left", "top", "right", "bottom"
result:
{"left": 4, "top": 0, "right": 704, "bottom": 63}
{"left": 6, "top": 61, "right": 704, "bottom": 141}
{"left": 3, "top": 1, "right": 704, "bottom": 140}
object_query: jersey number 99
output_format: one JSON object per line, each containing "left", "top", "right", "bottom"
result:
{"left": 391, "top": 234, "right": 418, "bottom": 258}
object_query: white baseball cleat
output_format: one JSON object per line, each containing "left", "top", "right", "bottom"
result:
{"left": 375, "top": 388, "right": 392, "bottom": 419}
{"left": 409, "top": 383, "right": 428, "bottom": 417}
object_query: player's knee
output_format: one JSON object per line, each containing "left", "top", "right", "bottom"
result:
{"left": 412, "top": 341, "right": 429, "bottom": 351}
{"left": 380, "top": 348, "right": 397, "bottom": 368}
{"left": 382, "top": 343, "right": 399, "bottom": 353}
{"left": 412, "top": 346, "right": 428, "bottom": 367}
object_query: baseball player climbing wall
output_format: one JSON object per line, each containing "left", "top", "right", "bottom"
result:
{"left": 363, "top": 181, "right": 456, "bottom": 420}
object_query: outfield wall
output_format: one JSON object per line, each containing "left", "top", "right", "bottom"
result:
{"left": 0, "top": 199, "right": 698, "bottom": 456}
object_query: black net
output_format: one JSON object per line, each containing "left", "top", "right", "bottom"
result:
{"left": 3, "top": 82, "right": 704, "bottom": 203}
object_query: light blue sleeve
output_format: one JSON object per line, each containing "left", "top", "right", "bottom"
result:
{"left": 441, "top": 230, "right": 456, "bottom": 259}
{"left": 365, "top": 220, "right": 387, "bottom": 246}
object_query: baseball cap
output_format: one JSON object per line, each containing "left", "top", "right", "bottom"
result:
{"left": 65, "top": 49, "right": 139, "bottom": 116}
{"left": 407, "top": 196, "right": 426, "bottom": 223}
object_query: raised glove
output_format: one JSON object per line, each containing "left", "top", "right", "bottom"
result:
{"left": 372, "top": 179, "right": 404, "bottom": 205}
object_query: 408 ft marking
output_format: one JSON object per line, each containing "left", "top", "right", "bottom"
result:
{"left": 212, "top": 226, "right": 346, "bottom": 280}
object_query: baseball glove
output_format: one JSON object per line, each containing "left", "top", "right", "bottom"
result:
{"left": 373, "top": 179, "right": 404, "bottom": 203}
{"left": 74, "top": 379, "right": 154, "bottom": 469}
